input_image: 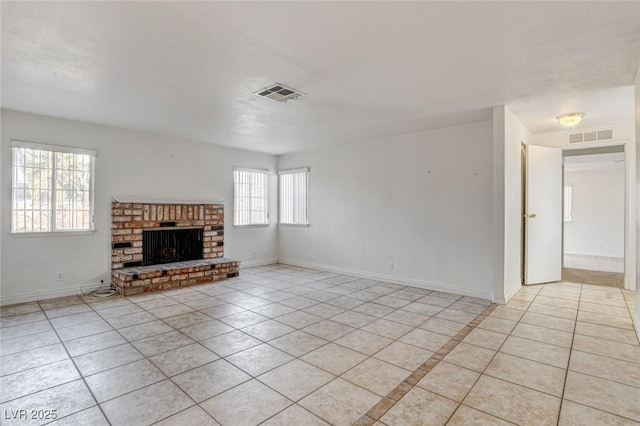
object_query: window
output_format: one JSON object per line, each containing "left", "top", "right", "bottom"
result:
{"left": 279, "top": 168, "right": 309, "bottom": 225}
{"left": 11, "top": 141, "right": 96, "bottom": 233}
{"left": 233, "top": 168, "right": 269, "bottom": 226}
{"left": 564, "top": 183, "right": 572, "bottom": 222}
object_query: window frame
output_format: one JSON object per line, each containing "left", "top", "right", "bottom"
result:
{"left": 233, "top": 167, "right": 270, "bottom": 227}
{"left": 563, "top": 183, "right": 572, "bottom": 223}
{"left": 10, "top": 140, "right": 97, "bottom": 235}
{"left": 278, "top": 167, "right": 310, "bottom": 227}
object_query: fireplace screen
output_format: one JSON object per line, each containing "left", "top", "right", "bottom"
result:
{"left": 142, "top": 228, "right": 203, "bottom": 266}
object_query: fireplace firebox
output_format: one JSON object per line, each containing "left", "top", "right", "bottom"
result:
{"left": 142, "top": 228, "right": 203, "bottom": 266}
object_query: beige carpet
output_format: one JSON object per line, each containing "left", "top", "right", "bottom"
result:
{"left": 562, "top": 267, "right": 624, "bottom": 288}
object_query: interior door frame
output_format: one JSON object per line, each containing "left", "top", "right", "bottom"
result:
{"left": 560, "top": 141, "right": 634, "bottom": 290}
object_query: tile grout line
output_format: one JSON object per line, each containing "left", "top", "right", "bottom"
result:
{"left": 108, "top": 276, "right": 417, "bottom": 424}
{"left": 543, "top": 283, "right": 581, "bottom": 426}
{"left": 494, "top": 284, "right": 640, "bottom": 424}
{"left": 178, "top": 275, "right": 416, "bottom": 425}
{"left": 367, "top": 283, "right": 587, "bottom": 426}
{"left": 38, "top": 298, "right": 115, "bottom": 426}
{"left": 353, "top": 303, "right": 499, "bottom": 425}
{"left": 558, "top": 284, "right": 640, "bottom": 423}
{"left": 50, "top": 295, "right": 204, "bottom": 425}
{"left": 188, "top": 279, "right": 481, "bottom": 424}
{"left": 7, "top": 271, "right": 631, "bottom": 425}
{"left": 438, "top": 302, "right": 523, "bottom": 426}
{"left": 440, "top": 285, "right": 556, "bottom": 426}
{"left": 248, "top": 301, "right": 460, "bottom": 423}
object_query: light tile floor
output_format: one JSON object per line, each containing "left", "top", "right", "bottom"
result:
{"left": 0, "top": 265, "right": 638, "bottom": 425}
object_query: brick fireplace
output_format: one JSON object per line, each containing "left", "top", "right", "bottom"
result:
{"left": 110, "top": 200, "right": 239, "bottom": 295}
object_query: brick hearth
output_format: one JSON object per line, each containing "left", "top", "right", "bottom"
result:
{"left": 111, "top": 200, "right": 239, "bottom": 294}
{"left": 112, "top": 258, "right": 240, "bottom": 296}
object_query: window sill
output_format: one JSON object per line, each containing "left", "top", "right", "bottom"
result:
{"left": 9, "top": 230, "right": 97, "bottom": 238}
{"left": 233, "top": 224, "right": 270, "bottom": 229}
{"left": 279, "top": 223, "right": 310, "bottom": 228}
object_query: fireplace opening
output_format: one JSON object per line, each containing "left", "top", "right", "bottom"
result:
{"left": 142, "top": 228, "right": 203, "bottom": 266}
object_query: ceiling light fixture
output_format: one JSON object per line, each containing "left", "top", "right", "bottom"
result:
{"left": 557, "top": 112, "right": 585, "bottom": 128}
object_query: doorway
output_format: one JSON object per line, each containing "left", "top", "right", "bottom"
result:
{"left": 521, "top": 142, "right": 633, "bottom": 290}
{"left": 562, "top": 147, "right": 625, "bottom": 288}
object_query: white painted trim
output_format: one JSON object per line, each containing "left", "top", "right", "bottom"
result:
{"left": 1, "top": 260, "right": 276, "bottom": 305}
{"left": 634, "top": 312, "right": 640, "bottom": 344}
{"left": 561, "top": 140, "right": 636, "bottom": 291}
{"left": 0, "top": 283, "right": 103, "bottom": 306}
{"left": 278, "top": 167, "right": 309, "bottom": 175}
{"left": 112, "top": 196, "right": 224, "bottom": 204}
{"left": 8, "top": 230, "right": 97, "bottom": 238}
{"left": 278, "top": 258, "right": 493, "bottom": 301}
{"left": 240, "top": 258, "right": 278, "bottom": 268}
{"left": 562, "top": 139, "right": 631, "bottom": 151}
{"left": 494, "top": 282, "right": 523, "bottom": 304}
{"left": 233, "top": 167, "right": 271, "bottom": 174}
{"left": 11, "top": 139, "right": 97, "bottom": 156}
{"left": 493, "top": 296, "right": 506, "bottom": 305}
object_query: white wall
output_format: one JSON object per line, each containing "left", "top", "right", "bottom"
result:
{"left": 278, "top": 121, "right": 495, "bottom": 300}
{"left": 564, "top": 166, "right": 625, "bottom": 258}
{"left": 1, "top": 109, "right": 278, "bottom": 304}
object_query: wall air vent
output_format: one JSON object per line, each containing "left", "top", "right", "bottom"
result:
{"left": 568, "top": 129, "right": 614, "bottom": 144}
{"left": 568, "top": 133, "right": 584, "bottom": 144}
{"left": 255, "top": 83, "right": 305, "bottom": 103}
{"left": 597, "top": 129, "right": 613, "bottom": 140}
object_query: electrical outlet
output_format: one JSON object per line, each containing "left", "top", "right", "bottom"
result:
{"left": 387, "top": 262, "right": 394, "bottom": 271}
{"left": 252, "top": 250, "right": 257, "bottom": 259}
{"left": 56, "top": 272, "right": 64, "bottom": 281}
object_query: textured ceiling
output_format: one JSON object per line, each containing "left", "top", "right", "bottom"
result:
{"left": 2, "top": 2, "right": 639, "bottom": 154}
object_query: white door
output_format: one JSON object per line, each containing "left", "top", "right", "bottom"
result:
{"left": 524, "top": 144, "right": 563, "bottom": 285}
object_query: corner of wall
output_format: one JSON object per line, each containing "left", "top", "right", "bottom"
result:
{"left": 492, "top": 106, "right": 507, "bottom": 304}
{"left": 492, "top": 105, "right": 530, "bottom": 304}
{"left": 634, "top": 70, "right": 640, "bottom": 318}
{"left": 0, "top": 111, "right": 3, "bottom": 295}
{"left": 280, "top": 258, "right": 494, "bottom": 300}
{"left": 240, "top": 258, "right": 279, "bottom": 269}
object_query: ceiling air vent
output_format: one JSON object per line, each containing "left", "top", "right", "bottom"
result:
{"left": 568, "top": 129, "right": 614, "bottom": 144}
{"left": 255, "top": 83, "right": 305, "bottom": 103}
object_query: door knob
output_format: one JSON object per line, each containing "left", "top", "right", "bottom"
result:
{"left": 528, "top": 213, "right": 537, "bottom": 219}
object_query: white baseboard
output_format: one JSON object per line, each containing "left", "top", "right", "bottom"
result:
{"left": 2, "top": 256, "right": 494, "bottom": 305}
{"left": 240, "top": 257, "right": 278, "bottom": 269}
{"left": 0, "top": 283, "right": 104, "bottom": 306}
{"left": 278, "top": 258, "right": 493, "bottom": 301}
{"left": 493, "top": 283, "right": 522, "bottom": 305}
{"left": 0, "top": 258, "right": 278, "bottom": 306}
